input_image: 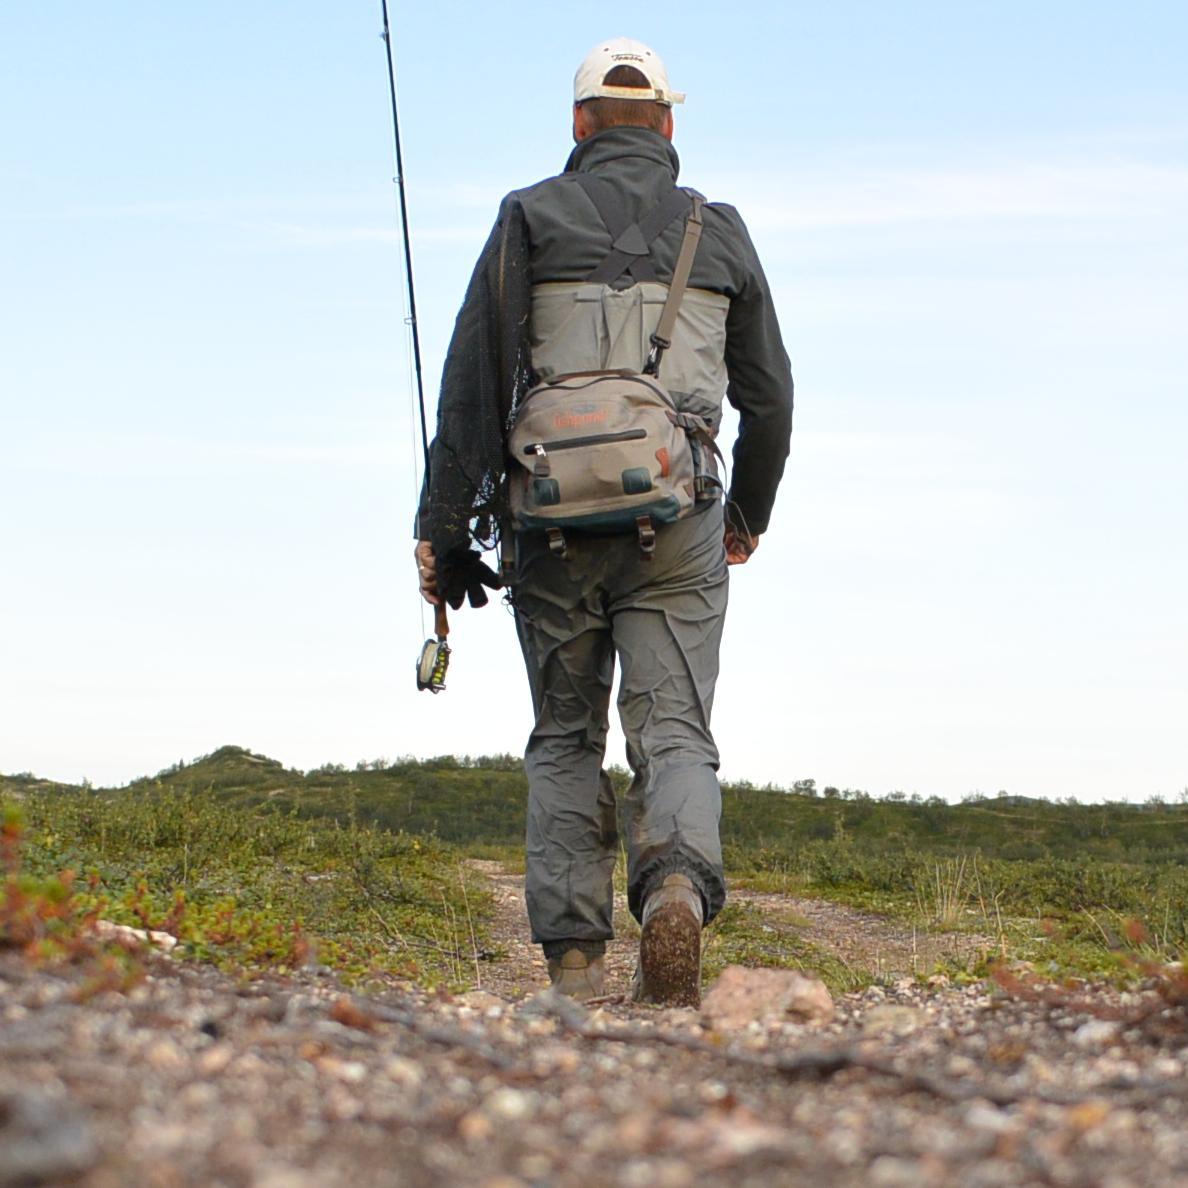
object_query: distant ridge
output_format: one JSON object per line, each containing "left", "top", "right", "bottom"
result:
{"left": 4, "top": 747, "right": 1185, "bottom": 866}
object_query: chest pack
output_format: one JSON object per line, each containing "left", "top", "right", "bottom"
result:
{"left": 506, "top": 177, "right": 722, "bottom": 560}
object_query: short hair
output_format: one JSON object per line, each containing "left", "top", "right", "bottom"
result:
{"left": 576, "top": 65, "right": 669, "bottom": 134}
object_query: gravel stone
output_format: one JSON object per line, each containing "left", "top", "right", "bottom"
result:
{"left": 3, "top": 872, "right": 1188, "bottom": 1188}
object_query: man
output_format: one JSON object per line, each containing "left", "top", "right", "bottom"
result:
{"left": 415, "top": 38, "right": 793, "bottom": 1006}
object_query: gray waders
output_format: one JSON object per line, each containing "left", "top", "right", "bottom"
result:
{"left": 513, "top": 501, "right": 728, "bottom": 949}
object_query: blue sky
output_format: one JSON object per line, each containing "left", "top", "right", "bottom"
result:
{"left": 2, "top": 2, "right": 1185, "bottom": 800}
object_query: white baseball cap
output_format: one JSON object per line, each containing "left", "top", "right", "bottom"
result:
{"left": 574, "top": 37, "right": 685, "bottom": 107}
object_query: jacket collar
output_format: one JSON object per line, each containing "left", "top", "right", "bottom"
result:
{"left": 564, "top": 127, "right": 681, "bottom": 180}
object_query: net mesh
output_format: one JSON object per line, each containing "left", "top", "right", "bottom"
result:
{"left": 426, "top": 195, "right": 534, "bottom": 578}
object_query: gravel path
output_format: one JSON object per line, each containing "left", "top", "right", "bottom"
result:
{"left": 3, "top": 875, "right": 1187, "bottom": 1187}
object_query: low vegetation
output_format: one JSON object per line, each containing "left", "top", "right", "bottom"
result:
{"left": 1, "top": 774, "right": 491, "bottom": 988}
{"left": 4, "top": 746, "right": 1185, "bottom": 989}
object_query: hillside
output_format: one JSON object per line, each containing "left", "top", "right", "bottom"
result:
{"left": 10, "top": 744, "right": 1184, "bottom": 862}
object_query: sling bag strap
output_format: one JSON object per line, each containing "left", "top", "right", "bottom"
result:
{"left": 573, "top": 175, "right": 699, "bottom": 286}
{"left": 644, "top": 192, "right": 703, "bottom": 376}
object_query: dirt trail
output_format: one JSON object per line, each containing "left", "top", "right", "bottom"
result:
{"left": 467, "top": 859, "right": 988, "bottom": 1000}
{"left": 725, "top": 887, "right": 992, "bottom": 981}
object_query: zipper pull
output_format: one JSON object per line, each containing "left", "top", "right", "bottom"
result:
{"left": 532, "top": 443, "right": 550, "bottom": 477}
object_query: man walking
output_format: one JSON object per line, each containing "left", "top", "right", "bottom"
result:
{"left": 415, "top": 38, "right": 793, "bottom": 1006}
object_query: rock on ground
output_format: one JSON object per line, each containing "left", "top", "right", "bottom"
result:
{"left": 700, "top": 965, "right": 834, "bottom": 1030}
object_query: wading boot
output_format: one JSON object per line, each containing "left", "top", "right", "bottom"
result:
{"left": 547, "top": 948, "right": 606, "bottom": 1001}
{"left": 632, "top": 873, "right": 704, "bottom": 1007}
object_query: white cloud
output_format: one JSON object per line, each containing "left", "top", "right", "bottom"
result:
{"left": 274, "top": 153, "right": 1188, "bottom": 252}
{"left": 709, "top": 157, "right": 1188, "bottom": 231}
{"left": 0, "top": 431, "right": 397, "bottom": 477}
{"left": 27, "top": 150, "right": 1186, "bottom": 254}
{"left": 258, "top": 221, "right": 486, "bottom": 247}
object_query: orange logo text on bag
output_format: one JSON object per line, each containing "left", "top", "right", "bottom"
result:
{"left": 553, "top": 409, "right": 609, "bottom": 430}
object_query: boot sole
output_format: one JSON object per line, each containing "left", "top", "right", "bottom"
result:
{"left": 636, "top": 902, "right": 701, "bottom": 1007}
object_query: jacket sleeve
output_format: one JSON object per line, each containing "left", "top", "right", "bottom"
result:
{"left": 718, "top": 207, "right": 794, "bottom": 536}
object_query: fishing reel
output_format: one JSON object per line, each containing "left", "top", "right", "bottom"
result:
{"left": 416, "top": 605, "right": 451, "bottom": 693}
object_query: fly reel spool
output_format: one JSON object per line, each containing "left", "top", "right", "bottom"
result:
{"left": 416, "top": 604, "right": 451, "bottom": 693}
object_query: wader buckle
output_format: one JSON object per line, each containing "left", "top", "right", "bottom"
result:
{"left": 546, "top": 527, "right": 568, "bottom": 560}
{"left": 636, "top": 515, "right": 656, "bottom": 560}
{"left": 643, "top": 334, "right": 670, "bottom": 377}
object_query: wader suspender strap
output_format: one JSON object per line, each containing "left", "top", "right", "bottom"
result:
{"left": 572, "top": 176, "right": 706, "bottom": 378}
{"left": 574, "top": 176, "right": 699, "bottom": 287}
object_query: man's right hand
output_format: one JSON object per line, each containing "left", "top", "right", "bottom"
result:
{"left": 724, "top": 525, "right": 760, "bottom": 565}
{"left": 415, "top": 540, "right": 440, "bottom": 605}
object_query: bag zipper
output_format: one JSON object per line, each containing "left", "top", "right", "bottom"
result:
{"left": 523, "top": 428, "right": 646, "bottom": 456}
{"left": 516, "top": 372, "right": 677, "bottom": 413}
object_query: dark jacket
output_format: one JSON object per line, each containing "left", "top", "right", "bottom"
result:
{"left": 421, "top": 125, "right": 793, "bottom": 539}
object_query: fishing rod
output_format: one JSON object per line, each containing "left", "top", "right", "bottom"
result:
{"left": 379, "top": 0, "right": 451, "bottom": 693}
